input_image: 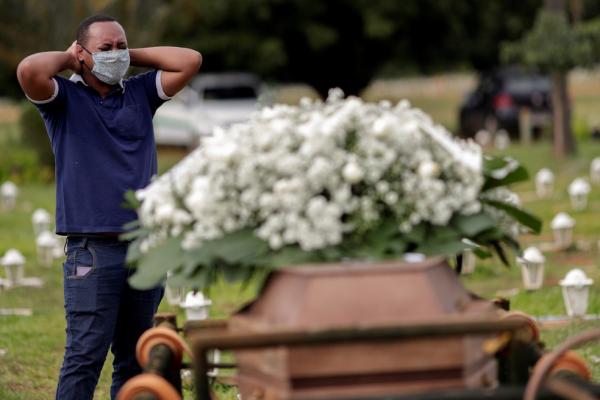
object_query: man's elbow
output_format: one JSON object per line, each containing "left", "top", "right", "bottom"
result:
{"left": 16, "top": 57, "right": 34, "bottom": 86}
{"left": 190, "top": 50, "right": 202, "bottom": 74}
{"left": 178, "top": 51, "right": 202, "bottom": 84}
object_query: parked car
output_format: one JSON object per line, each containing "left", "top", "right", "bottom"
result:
{"left": 153, "top": 73, "right": 262, "bottom": 147}
{"left": 458, "top": 67, "right": 552, "bottom": 138}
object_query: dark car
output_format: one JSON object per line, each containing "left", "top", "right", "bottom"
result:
{"left": 458, "top": 67, "right": 552, "bottom": 138}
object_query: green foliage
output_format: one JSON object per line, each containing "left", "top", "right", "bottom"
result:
{"left": 573, "top": 18, "right": 600, "bottom": 67}
{"left": 158, "top": 0, "right": 540, "bottom": 96}
{"left": 0, "top": 0, "right": 543, "bottom": 99}
{"left": 482, "top": 199, "right": 542, "bottom": 234}
{"left": 0, "top": 0, "right": 169, "bottom": 66}
{"left": 482, "top": 156, "right": 530, "bottom": 192}
{"left": 0, "top": 140, "right": 41, "bottom": 183}
{"left": 18, "top": 101, "right": 54, "bottom": 169}
{"left": 128, "top": 236, "right": 185, "bottom": 289}
{"left": 502, "top": 10, "right": 578, "bottom": 72}
{"left": 0, "top": 120, "right": 52, "bottom": 183}
{"left": 502, "top": 9, "right": 600, "bottom": 73}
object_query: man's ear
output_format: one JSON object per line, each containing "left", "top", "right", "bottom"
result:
{"left": 76, "top": 43, "right": 84, "bottom": 62}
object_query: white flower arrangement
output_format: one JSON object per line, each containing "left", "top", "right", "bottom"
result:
{"left": 126, "top": 90, "right": 540, "bottom": 289}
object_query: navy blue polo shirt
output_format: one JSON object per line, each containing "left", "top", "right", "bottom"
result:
{"left": 30, "top": 70, "right": 171, "bottom": 235}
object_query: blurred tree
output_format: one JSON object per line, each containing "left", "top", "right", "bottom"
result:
{"left": 19, "top": 101, "right": 53, "bottom": 169}
{"left": 502, "top": 0, "right": 600, "bottom": 157}
{"left": 159, "top": 0, "right": 542, "bottom": 97}
{"left": 0, "top": 0, "right": 544, "bottom": 98}
{"left": 0, "top": 0, "right": 169, "bottom": 97}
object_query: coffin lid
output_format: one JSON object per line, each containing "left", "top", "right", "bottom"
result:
{"left": 233, "top": 257, "right": 497, "bottom": 330}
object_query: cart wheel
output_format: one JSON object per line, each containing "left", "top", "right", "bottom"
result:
{"left": 136, "top": 327, "right": 186, "bottom": 369}
{"left": 548, "top": 350, "right": 591, "bottom": 380}
{"left": 502, "top": 311, "right": 540, "bottom": 342}
{"left": 116, "top": 373, "right": 181, "bottom": 400}
{"left": 524, "top": 328, "right": 600, "bottom": 400}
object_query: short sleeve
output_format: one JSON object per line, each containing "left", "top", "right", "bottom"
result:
{"left": 125, "top": 70, "right": 172, "bottom": 115}
{"left": 27, "top": 76, "right": 68, "bottom": 113}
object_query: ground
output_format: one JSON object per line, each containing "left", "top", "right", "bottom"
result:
{"left": 2, "top": 73, "right": 600, "bottom": 399}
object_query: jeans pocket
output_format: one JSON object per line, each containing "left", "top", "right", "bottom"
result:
{"left": 64, "top": 246, "right": 98, "bottom": 312}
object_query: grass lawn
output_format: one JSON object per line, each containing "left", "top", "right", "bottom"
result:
{"left": 2, "top": 142, "right": 600, "bottom": 399}
{"left": 2, "top": 73, "right": 600, "bottom": 398}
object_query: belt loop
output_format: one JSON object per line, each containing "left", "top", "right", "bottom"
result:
{"left": 82, "top": 237, "right": 88, "bottom": 249}
{"left": 63, "top": 237, "right": 68, "bottom": 255}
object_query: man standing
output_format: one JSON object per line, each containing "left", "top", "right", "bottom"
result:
{"left": 16, "top": 15, "right": 202, "bottom": 400}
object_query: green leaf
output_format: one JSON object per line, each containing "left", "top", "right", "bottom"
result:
{"left": 473, "top": 227, "right": 506, "bottom": 242}
{"left": 121, "top": 189, "right": 141, "bottom": 210}
{"left": 451, "top": 213, "right": 496, "bottom": 237}
{"left": 472, "top": 246, "right": 492, "bottom": 259}
{"left": 482, "top": 163, "right": 529, "bottom": 192}
{"left": 348, "top": 219, "right": 406, "bottom": 259}
{"left": 220, "top": 230, "right": 270, "bottom": 264}
{"left": 343, "top": 240, "right": 383, "bottom": 260}
{"left": 319, "top": 246, "right": 344, "bottom": 261}
{"left": 170, "top": 265, "right": 213, "bottom": 291}
{"left": 483, "top": 156, "right": 509, "bottom": 172}
{"left": 500, "top": 234, "right": 521, "bottom": 253}
{"left": 125, "top": 238, "right": 143, "bottom": 264}
{"left": 385, "top": 240, "right": 407, "bottom": 255}
{"left": 406, "top": 224, "right": 466, "bottom": 257}
{"left": 428, "top": 225, "right": 462, "bottom": 243}
{"left": 128, "top": 236, "right": 184, "bottom": 289}
{"left": 358, "top": 237, "right": 408, "bottom": 259}
{"left": 482, "top": 199, "right": 542, "bottom": 234}
{"left": 119, "top": 227, "right": 150, "bottom": 242}
{"left": 221, "top": 263, "right": 244, "bottom": 283}
{"left": 491, "top": 241, "right": 511, "bottom": 267}
{"left": 266, "top": 246, "right": 319, "bottom": 268}
{"left": 417, "top": 239, "right": 470, "bottom": 257}
{"left": 195, "top": 229, "right": 270, "bottom": 266}
{"left": 123, "top": 219, "right": 140, "bottom": 230}
{"left": 403, "top": 223, "right": 427, "bottom": 243}
{"left": 370, "top": 218, "right": 399, "bottom": 241}
{"left": 181, "top": 247, "right": 213, "bottom": 275}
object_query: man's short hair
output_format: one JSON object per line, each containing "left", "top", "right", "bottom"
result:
{"left": 76, "top": 15, "right": 118, "bottom": 46}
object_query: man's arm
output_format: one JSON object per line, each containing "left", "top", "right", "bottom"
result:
{"left": 129, "top": 47, "right": 202, "bottom": 97}
{"left": 17, "top": 42, "right": 80, "bottom": 102}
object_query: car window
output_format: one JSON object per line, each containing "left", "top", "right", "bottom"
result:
{"left": 173, "top": 87, "right": 200, "bottom": 105}
{"left": 505, "top": 77, "right": 550, "bottom": 94}
{"left": 203, "top": 86, "right": 257, "bottom": 100}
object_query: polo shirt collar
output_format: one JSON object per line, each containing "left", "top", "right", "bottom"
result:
{"left": 69, "top": 73, "right": 125, "bottom": 92}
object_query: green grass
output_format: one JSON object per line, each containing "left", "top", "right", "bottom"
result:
{"left": 461, "top": 140, "right": 600, "bottom": 379}
{"left": 4, "top": 141, "right": 600, "bottom": 398}
{"left": 0, "top": 181, "right": 258, "bottom": 400}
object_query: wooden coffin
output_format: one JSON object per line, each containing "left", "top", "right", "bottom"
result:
{"left": 230, "top": 258, "right": 501, "bottom": 399}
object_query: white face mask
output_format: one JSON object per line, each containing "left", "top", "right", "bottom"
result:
{"left": 81, "top": 46, "right": 130, "bottom": 85}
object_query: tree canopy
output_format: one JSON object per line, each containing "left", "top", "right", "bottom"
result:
{"left": 502, "top": 8, "right": 600, "bottom": 72}
{"left": 500, "top": 4, "right": 600, "bottom": 157}
{"left": 0, "top": 0, "right": 549, "bottom": 97}
{"left": 160, "top": 0, "right": 543, "bottom": 96}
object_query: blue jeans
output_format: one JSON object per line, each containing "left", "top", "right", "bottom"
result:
{"left": 56, "top": 236, "right": 163, "bottom": 400}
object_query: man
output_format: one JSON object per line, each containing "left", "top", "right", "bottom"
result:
{"left": 16, "top": 15, "right": 202, "bottom": 400}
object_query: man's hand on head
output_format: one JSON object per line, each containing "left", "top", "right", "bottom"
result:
{"left": 128, "top": 47, "right": 202, "bottom": 97}
{"left": 66, "top": 41, "right": 83, "bottom": 74}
